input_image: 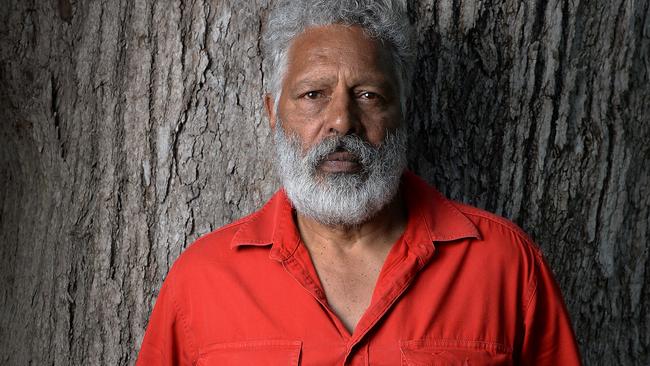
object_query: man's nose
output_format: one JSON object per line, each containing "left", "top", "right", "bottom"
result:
{"left": 325, "top": 91, "right": 359, "bottom": 136}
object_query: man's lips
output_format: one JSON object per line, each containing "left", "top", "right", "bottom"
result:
{"left": 318, "top": 151, "right": 361, "bottom": 172}
{"left": 325, "top": 151, "right": 358, "bottom": 162}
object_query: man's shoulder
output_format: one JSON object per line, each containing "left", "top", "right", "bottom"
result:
{"left": 187, "top": 211, "right": 260, "bottom": 256}
{"left": 445, "top": 199, "right": 544, "bottom": 260}
{"left": 406, "top": 171, "right": 543, "bottom": 260}
{"left": 431, "top": 199, "right": 549, "bottom": 298}
{"left": 453, "top": 202, "right": 534, "bottom": 241}
{"left": 168, "top": 209, "right": 263, "bottom": 273}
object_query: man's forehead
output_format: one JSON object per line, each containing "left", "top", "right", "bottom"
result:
{"left": 285, "top": 25, "right": 398, "bottom": 85}
{"left": 288, "top": 24, "right": 390, "bottom": 62}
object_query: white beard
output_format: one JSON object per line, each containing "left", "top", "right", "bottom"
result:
{"left": 273, "top": 122, "right": 408, "bottom": 227}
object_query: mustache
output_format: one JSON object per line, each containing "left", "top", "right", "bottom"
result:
{"left": 303, "top": 134, "right": 376, "bottom": 169}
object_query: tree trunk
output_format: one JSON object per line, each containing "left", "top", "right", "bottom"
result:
{"left": 0, "top": 0, "right": 647, "bottom": 365}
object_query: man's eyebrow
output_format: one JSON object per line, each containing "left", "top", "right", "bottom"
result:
{"left": 292, "top": 76, "right": 337, "bottom": 89}
{"left": 292, "top": 75, "right": 394, "bottom": 90}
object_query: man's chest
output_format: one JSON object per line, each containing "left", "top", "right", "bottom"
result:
{"left": 309, "top": 249, "right": 388, "bottom": 334}
{"left": 180, "top": 244, "right": 523, "bottom": 365}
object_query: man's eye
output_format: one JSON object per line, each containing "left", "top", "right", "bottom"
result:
{"left": 359, "top": 91, "right": 380, "bottom": 100}
{"left": 304, "top": 91, "right": 322, "bottom": 99}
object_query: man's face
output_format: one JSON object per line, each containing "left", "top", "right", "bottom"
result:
{"left": 266, "top": 25, "right": 407, "bottom": 227}
{"left": 270, "top": 24, "right": 403, "bottom": 174}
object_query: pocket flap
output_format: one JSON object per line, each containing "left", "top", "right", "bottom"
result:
{"left": 199, "top": 339, "right": 302, "bottom": 365}
{"left": 400, "top": 339, "right": 512, "bottom": 366}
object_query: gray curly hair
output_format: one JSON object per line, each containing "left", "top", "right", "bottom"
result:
{"left": 261, "top": 0, "right": 415, "bottom": 113}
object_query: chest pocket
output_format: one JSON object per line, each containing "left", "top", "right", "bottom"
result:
{"left": 197, "top": 339, "right": 302, "bottom": 366}
{"left": 400, "top": 339, "right": 512, "bottom": 366}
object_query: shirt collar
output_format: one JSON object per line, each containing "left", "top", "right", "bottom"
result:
{"left": 400, "top": 170, "right": 481, "bottom": 247}
{"left": 230, "top": 170, "right": 480, "bottom": 260}
{"left": 230, "top": 187, "right": 301, "bottom": 261}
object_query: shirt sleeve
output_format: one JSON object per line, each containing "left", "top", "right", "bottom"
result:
{"left": 136, "top": 274, "right": 198, "bottom": 366}
{"left": 519, "top": 251, "right": 582, "bottom": 365}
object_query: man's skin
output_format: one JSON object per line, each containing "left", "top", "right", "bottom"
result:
{"left": 264, "top": 24, "right": 408, "bottom": 333}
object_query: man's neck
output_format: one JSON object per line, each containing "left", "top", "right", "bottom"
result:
{"left": 294, "top": 192, "right": 408, "bottom": 255}
{"left": 293, "top": 192, "right": 409, "bottom": 333}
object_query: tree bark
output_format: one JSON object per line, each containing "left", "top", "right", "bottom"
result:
{"left": 0, "top": 0, "right": 647, "bottom": 365}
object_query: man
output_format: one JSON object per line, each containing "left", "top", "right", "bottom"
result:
{"left": 137, "top": 0, "right": 582, "bottom": 364}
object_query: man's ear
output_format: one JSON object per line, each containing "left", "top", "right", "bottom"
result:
{"left": 264, "top": 93, "right": 277, "bottom": 129}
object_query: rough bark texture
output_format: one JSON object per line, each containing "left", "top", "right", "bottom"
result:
{"left": 0, "top": 0, "right": 647, "bottom": 365}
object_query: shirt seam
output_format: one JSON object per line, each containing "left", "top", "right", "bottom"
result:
{"left": 400, "top": 337, "right": 514, "bottom": 354}
{"left": 170, "top": 279, "right": 200, "bottom": 365}
{"left": 282, "top": 254, "right": 322, "bottom": 297}
{"left": 523, "top": 264, "right": 540, "bottom": 316}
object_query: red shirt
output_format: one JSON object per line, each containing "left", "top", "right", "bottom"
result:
{"left": 137, "top": 172, "right": 581, "bottom": 365}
